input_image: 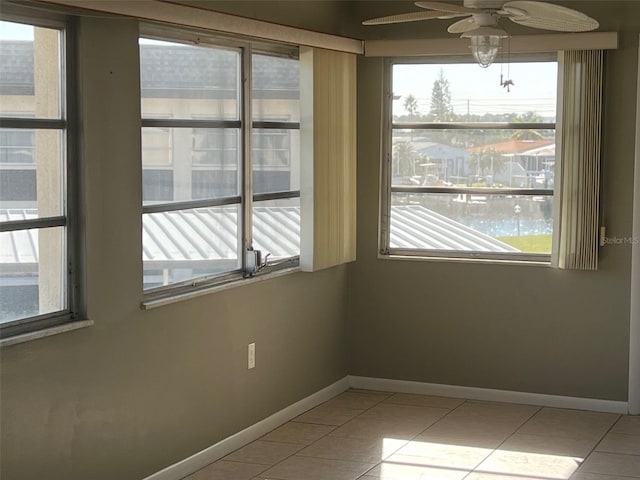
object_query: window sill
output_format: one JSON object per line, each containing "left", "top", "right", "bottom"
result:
{"left": 141, "top": 266, "right": 301, "bottom": 310}
{"left": 0, "top": 319, "right": 94, "bottom": 347}
{"left": 378, "top": 252, "right": 551, "bottom": 267}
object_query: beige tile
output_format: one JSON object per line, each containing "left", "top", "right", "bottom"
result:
{"left": 466, "top": 399, "right": 537, "bottom": 408}
{"left": 517, "top": 408, "right": 619, "bottom": 440}
{"left": 360, "top": 403, "right": 451, "bottom": 424}
{"left": 415, "top": 424, "right": 514, "bottom": 449}
{"left": 330, "top": 416, "right": 433, "bottom": 440}
{"left": 610, "top": 415, "right": 640, "bottom": 435}
{"left": 260, "top": 422, "right": 335, "bottom": 445}
{"left": 298, "top": 434, "right": 407, "bottom": 463}
{"left": 596, "top": 432, "right": 640, "bottom": 455}
{"left": 448, "top": 401, "right": 539, "bottom": 425}
{"left": 415, "top": 411, "right": 523, "bottom": 449}
{"left": 362, "top": 461, "right": 468, "bottom": 480}
{"left": 571, "top": 473, "right": 638, "bottom": 480}
{"left": 387, "top": 438, "right": 492, "bottom": 470}
{"left": 185, "top": 460, "right": 268, "bottom": 480}
{"left": 383, "top": 393, "right": 464, "bottom": 410}
{"left": 295, "top": 404, "right": 363, "bottom": 426}
{"left": 476, "top": 449, "right": 582, "bottom": 479}
{"left": 466, "top": 474, "right": 551, "bottom": 480}
{"left": 578, "top": 452, "right": 640, "bottom": 477}
{"left": 223, "top": 440, "right": 303, "bottom": 465}
{"left": 498, "top": 432, "right": 598, "bottom": 458}
{"left": 321, "top": 391, "right": 390, "bottom": 410}
{"left": 259, "top": 455, "right": 375, "bottom": 480}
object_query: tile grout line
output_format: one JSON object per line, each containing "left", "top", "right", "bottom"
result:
{"left": 357, "top": 396, "right": 535, "bottom": 479}
{"left": 572, "top": 411, "right": 624, "bottom": 475}
{"left": 460, "top": 404, "right": 544, "bottom": 479}
{"left": 336, "top": 390, "right": 411, "bottom": 479}
{"left": 357, "top": 396, "right": 480, "bottom": 479}
{"left": 593, "top": 428, "right": 640, "bottom": 457}
{"left": 248, "top": 389, "right": 396, "bottom": 480}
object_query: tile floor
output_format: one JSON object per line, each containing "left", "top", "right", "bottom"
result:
{"left": 184, "top": 389, "right": 640, "bottom": 480}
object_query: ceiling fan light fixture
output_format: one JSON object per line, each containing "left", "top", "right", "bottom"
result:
{"left": 462, "top": 26, "right": 508, "bottom": 68}
{"left": 469, "top": 34, "right": 501, "bottom": 67}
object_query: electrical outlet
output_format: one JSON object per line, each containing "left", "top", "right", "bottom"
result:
{"left": 248, "top": 343, "right": 256, "bottom": 369}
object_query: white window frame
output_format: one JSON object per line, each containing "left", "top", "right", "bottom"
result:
{"left": 0, "top": 10, "right": 84, "bottom": 341}
{"left": 140, "top": 25, "right": 300, "bottom": 304}
{"left": 379, "top": 55, "right": 559, "bottom": 263}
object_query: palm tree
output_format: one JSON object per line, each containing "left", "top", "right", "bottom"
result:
{"left": 403, "top": 94, "right": 419, "bottom": 121}
{"left": 394, "top": 140, "right": 417, "bottom": 179}
{"left": 468, "top": 148, "right": 506, "bottom": 179}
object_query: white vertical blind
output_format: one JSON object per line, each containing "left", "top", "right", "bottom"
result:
{"left": 554, "top": 50, "right": 604, "bottom": 270}
{"left": 300, "top": 48, "right": 357, "bottom": 272}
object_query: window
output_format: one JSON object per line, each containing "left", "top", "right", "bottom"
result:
{"left": 381, "top": 59, "right": 558, "bottom": 261}
{"left": 0, "top": 16, "right": 80, "bottom": 338}
{"left": 140, "top": 29, "right": 300, "bottom": 297}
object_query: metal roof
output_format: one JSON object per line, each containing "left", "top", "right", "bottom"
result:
{"left": 143, "top": 206, "right": 300, "bottom": 265}
{"left": 0, "top": 210, "right": 38, "bottom": 267}
{"left": 1, "top": 206, "right": 517, "bottom": 269}
{"left": 410, "top": 141, "right": 471, "bottom": 161}
{"left": 390, "top": 205, "right": 518, "bottom": 252}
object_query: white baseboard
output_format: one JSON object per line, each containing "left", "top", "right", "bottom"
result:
{"left": 143, "top": 376, "right": 350, "bottom": 480}
{"left": 349, "top": 376, "right": 629, "bottom": 414}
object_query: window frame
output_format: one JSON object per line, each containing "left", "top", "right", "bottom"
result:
{"left": 140, "top": 25, "right": 300, "bottom": 303}
{"left": 0, "top": 11, "right": 83, "bottom": 340}
{"left": 379, "top": 55, "right": 558, "bottom": 263}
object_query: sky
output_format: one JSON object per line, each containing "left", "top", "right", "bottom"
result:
{"left": 393, "top": 61, "right": 558, "bottom": 119}
{"left": 0, "top": 21, "right": 34, "bottom": 40}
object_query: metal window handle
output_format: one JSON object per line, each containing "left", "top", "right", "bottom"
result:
{"left": 261, "top": 253, "right": 271, "bottom": 270}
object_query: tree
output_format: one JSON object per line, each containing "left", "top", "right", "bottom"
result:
{"left": 403, "top": 94, "right": 419, "bottom": 120}
{"left": 468, "top": 148, "right": 506, "bottom": 178}
{"left": 394, "top": 140, "right": 417, "bottom": 179}
{"left": 511, "top": 111, "right": 544, "bottom": 140}
{"left": 429, "top": 69, "right": 454, "bottom": 122}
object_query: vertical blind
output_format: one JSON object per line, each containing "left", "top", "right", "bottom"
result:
{"left": 300, "top": 48, "right": 357, "bottom": 272}
{"left": 554, "top": 50, "right": 604, "bottom": 270}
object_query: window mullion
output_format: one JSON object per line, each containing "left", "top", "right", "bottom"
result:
{"left": 241, "top": 44, "right": 254, "bottom": 270}
{"left": 380, "top": 58, "right": 393, "bottom": 255}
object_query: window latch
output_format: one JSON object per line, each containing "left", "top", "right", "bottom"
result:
{"left": 244, "top": 249, "right": 271, "bottom": 275}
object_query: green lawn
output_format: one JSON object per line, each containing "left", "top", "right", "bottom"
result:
{"left": 496, "top": 235, "right": 552, "bottom": 253}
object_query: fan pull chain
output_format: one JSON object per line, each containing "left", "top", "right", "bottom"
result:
{"left": 500, "top": 36, "right": 514, "bottom": 92}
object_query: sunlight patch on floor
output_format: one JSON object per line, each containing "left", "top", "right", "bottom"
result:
{"left": 369, "top": 438, "right": 584, "bottom": 480}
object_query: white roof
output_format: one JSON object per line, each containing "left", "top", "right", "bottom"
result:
{"left": 390, "top": 205, "right": 518, "bottom": 252}
{"left": 1, "top": 206, "right": 517, "bottom": 268}
{"left": 143, "top": 206, "right": 300, "bottom": 265}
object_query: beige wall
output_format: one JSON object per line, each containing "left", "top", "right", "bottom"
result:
{"left": 0, "top": 17, "right": 348, "bottom": 480}
{"left": 349, "top": 1, "right": 640, "bottom": 401}
{"left": 1, "top": 2, "right": 639, "bottom": 479}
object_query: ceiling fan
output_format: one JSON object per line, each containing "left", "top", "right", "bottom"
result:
{"left": 362, "top": 1, "right": 599, "bottom": 67}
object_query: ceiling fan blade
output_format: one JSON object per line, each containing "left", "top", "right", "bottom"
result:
{"left": 447, "top": 16, "right": 478, "bottom": 33}
{"left": 503, "top": 1, "right": 599, "bottom": 32}
{"left": 362, "top": 10, "right": 467, "bottom": 25}
{"left": 415, "top": 1, "right": 478, "bottom": 14}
